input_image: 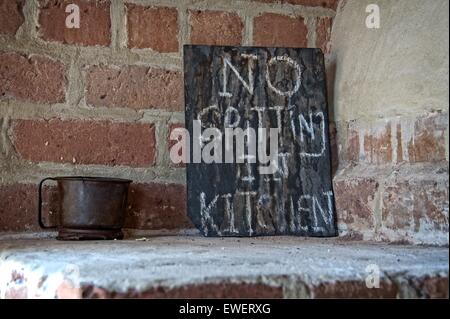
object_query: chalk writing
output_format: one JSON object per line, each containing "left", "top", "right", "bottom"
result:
{"left": 184, "top": 45, "right": 337, "bottom": 237}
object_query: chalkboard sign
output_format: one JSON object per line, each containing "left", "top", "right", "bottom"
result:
{"left": 183, "top": 45, "right": 337, "bottom": 237}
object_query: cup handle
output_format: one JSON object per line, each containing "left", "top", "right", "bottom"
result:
{"left": 38, "top": 177, "right": 57, "bottom": 229}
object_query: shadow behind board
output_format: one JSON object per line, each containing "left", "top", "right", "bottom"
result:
{"left": 183, "top": 45, "right": 337, "bottom": 237}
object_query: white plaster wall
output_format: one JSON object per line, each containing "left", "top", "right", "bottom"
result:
{"left": 329, "top": 0, "right": 449, "bottom": 123}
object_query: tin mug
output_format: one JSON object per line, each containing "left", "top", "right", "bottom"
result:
{"left": 38, "top": 176, "right": 132, "bottom": 240}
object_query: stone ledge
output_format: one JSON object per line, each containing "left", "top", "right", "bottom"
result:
{"left": 0, "top": 235, "right": 448, "bottom": 298}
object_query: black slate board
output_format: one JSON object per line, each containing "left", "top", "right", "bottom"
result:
{"left": 183, "top": 45, "right": 337, "bottom": 237}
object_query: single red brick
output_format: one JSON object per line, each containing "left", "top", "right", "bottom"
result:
{"left": 167, "top": 123, "right": 187, "bottom": 167}
{"left": 0, "top": 184, "right": 37, "bottom": 232}
{"left": 11, "top": 119, "right": 156, "bottom": 167}
{"left": 189, "top": 10, "right": 243, "bottom": 46}
{"left": 312, "top": 280, "right": 398, "bottom": 298}
{"left": 125, "top": 183, "right": 192, "bottom": 230}
{"left": 252, "top": 0, "right": 340, "bottom": 10}
{"left": 333, "top": 177, "right": 378, "bottom": 231}
{"left": 38, "top": 0, "right": 111, "bottom": 47}
{"left": 253, "top": 13, "right": 308, "bottom": 47}
{"left": 0, "top": 0, "right": 24, "bottom": 36}
{"left": 83, "top": 282, "right": 283, "bottom": 298}
{"left": 127, "top": 4, "right": 178, "bottom": 53}
{"left": 316, "top": 17, "right": 332, "bottom": 54}
{"left": 86, "top": 65, "right": 182, "bottom": 111}
{"left": 0, "top": 183, "right": 58, "bottom": 232}
{"left": 0, "top": 52, "right": 66, "bottom": 104}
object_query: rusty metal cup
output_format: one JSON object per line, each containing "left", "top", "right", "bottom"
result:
{"left": 39, "top": 176, "right": 132, "bottom": 240}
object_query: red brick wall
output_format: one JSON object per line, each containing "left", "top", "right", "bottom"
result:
{"left": 0, "top": 0, "right": 338, "bottom": 233}
{"left": 333, "top": 114, "right": 449, "bottom": 245}
{"left": 326, "top": 1, "right": 449, "bottom": 246}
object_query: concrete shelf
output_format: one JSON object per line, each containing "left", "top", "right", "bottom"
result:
{"left": 0, "top": 234, "right": 448, "bottom": 298}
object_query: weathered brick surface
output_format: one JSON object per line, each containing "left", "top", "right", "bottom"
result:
{"left": 82, "top": 282, "right": 283, "bottom": 298}
{"left": 0, "top": 0, "right": 24, "bottom": 36}
{"left": 312, "top": 280, "right": 398, "bottom": 298}
{"left": 363, "top": 123, "right": 392, "bottom": 164}
{"left": 382, "top": 179, "right": 449, "bottom": 234}
{"left": 253, "top": 0, "right": 340, "bottom": 10}
{"left": 0, "top": 184, "right": 38, "bottom": 232}
{"left": 125, "top": 183, "right": 191, "bottom": 230}
{"left": 0, "top": 183, "right": 58, "bottom": 232}
{"left": 86, "top": 65, "right": 182, "bottom": 111}
{"left": 316, "top": 17, "right": 332, "bottom": 53}
{"left": 333, "top": 163, "right": 449, "bottom": 245}
{"left": 407, "top": 114, "right": 447, "bottom": 163}
{"left": 333, "top": 177, "right": 378, "bottom": 233}
{"left": 0, "top": 52, "right": 66, "bottom": 103}
{"left": 253, "top": 13, "right": 308, "bottom": 47}
{"left": 341, "top": 114, "right": 448, "bottom": 166}
{"left": 189, "top": 10, "right": 243, "bottom": 46}
{"left": 127, "top": 4, "right": 178, "bottom": 53}
{"left": 11, "top": 119, "right": 156, "bottom": 167}
{"left": 38, "top": 0, "right": 111, "bottom": 47}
